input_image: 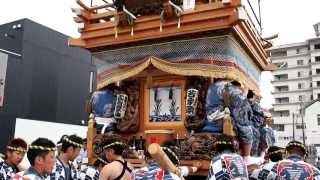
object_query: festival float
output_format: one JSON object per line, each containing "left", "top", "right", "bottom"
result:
{"left": 69, "top": 0, "right": 274, "bottom": 176}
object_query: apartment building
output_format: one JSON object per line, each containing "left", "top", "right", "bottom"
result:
{"left": 269, "top": 25, "right": 320, "bottom": 147}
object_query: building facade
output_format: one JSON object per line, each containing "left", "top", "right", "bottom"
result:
{"left": 270, "top": 36, "right": 320, "bottom": 147}
{"left": 0, "top": 19, "right": 95, "bottom": 151}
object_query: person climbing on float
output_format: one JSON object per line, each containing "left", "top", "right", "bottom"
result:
{"left": 203, "top": 78, "right": 228, "bottom": 133}
{"left": 247, "top": 90, "right": 275, "bottom": 159}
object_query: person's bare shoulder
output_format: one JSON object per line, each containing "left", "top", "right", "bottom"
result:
{"left": 100, "top": 164, "right": 113, "bottom": 180}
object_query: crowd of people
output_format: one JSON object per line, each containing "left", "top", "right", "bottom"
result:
{"left": 1, "top": 133, "right": 320, "bottom": 180}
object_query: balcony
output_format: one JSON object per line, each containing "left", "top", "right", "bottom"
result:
{"left": 273, "top": 64, "right": 310, "bottom": 71}
{"left": 273, "top": 101, "right": 308, "bottom": 106}
{"left": 273, "top": 74, "right": 288, "bottom": 81}
{"left": 272, "top": 76, "right": 311, "bottom": 83}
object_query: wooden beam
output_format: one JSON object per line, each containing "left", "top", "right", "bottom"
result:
{"left": 73, "top": 16, "right": 83, "bottom": 23}
{"left": 76, "top": 0, "right": 91, "bottom": 11}
{"left": 232, "top": 21, "right": 268, "bottom": 70}
{"left": 76, "top": 0, "right": 114, "bottom": 12}
{"left": 80, "top": 7, "right": 236, "bottom": 40}
{"left": 68, "top": 38, "right": 86, "bottom": 47}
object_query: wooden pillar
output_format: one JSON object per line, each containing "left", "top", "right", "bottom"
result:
{"left": 87, "top": 113, "right": 96, "bottom": 164}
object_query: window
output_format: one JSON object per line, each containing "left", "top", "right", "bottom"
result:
{"left": 316, "top": 56, "right": 320, "bottom": 62}
{"left": 275, "top": 86, "right": 289, "bottom": 92}
{"left": 311, "top": 95, "right": 314, "bottom": 100}
{"left": 309, "top": 59, "right": 312, "bottom": 64}
{"left": 298, "top": 71, "right": 304, "bottom": 77}
{"left": 273, "top": 124, "right": 285, "bottom": 131}
{"left": 296, "top": 49, "right": 300, "bottom": 54}
{"left": 310, "top": 71, "right": 313, "bottom": 76}
{"left": 274, "top": 74, "right": 288, "bottom": 81}
{"left": 310, "top": 82, "right": 313, "bottom": 88}
{"left": 275, "top": 97, "right": 289, "bottom": 104}
{"left": 299, "top": 95, "right": 305, "bottom": 101}
{"left": 273, "top": 110, "right": 290, "bottom": 117}
{"left": 271, "top": 51, "right": 287, "bottom": 57}
{"left": 296, "top": 124, "right": 306, "bottom": 129}
{"left": 274, "top": 62, "right": 288, "bottom": 69}
{"left": 318, "top": 114, "right": 320, "bottom": 125}
{"left": 316, "top": 69, "right": 320, "bottom": 75}
{"left": 318, "top": 94, "right": 320, "bottom": 99}
{"left": 297, "top": 60, "right": 304, "bottom": 65}
{"left": 298, "top": 83, "right": 303, "bottom": 89}
{"left": 315, "top": 44, "right": 320, "bottom": 49}
{"left": 317, "top": 81, "right": 320, "bottom": 87}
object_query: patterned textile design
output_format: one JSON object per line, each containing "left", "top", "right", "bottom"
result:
{"left": 133, "top": 161, "right": 179, "bottom": 180}
{"left": 79, "top": 166, "right": 99, "bottom": 180}
{"left": 0, "top": 158, "right": 19, "bottom": 180}
{"left": 96, "top": 56, "right": 259, "bottom": 92}
{"left": 90, "top": 90, "right": 115, "bottom": 118}
{"left": 253, "top": 156, "right": 320, "bottom": 180}
{"left": 93, "top": 36, "right": 261, "bottom": 84}
{"left": 48, "top": 158, "right": 80, "bottom": 180}
{"left": 202, "top": 81, "right": 226, "bottom": 133}
{"left": 228, "top": 85, "right": 253, "bottom": 144}
{"left": 249, "top": 100, "right": 275, "bottom": 156}
{"left": 207, "top": 151, "right": 248, "bottom": 180}
{"left": 13, "top": 167, "right": 46, "bottom": 180}
{"left": 0, "top": 159, "right": 18, "bottom": 180}
{"left": 277, "top": 159, "right": 313, "bottom": 180}
{"left": 250, "top": 162, "right": 277, "bottom": 180}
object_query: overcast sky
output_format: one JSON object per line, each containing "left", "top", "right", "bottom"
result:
{"left": 1, "top": 0, "right": 320, "bottom": 108}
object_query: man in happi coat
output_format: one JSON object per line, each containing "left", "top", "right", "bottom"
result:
{"left": 203, "top": 78, "right": 228, "bottom": 133}
{"left": 253, "top": 141, "right": 320, "bottom": 180}
{"left": 207, "top": 135, "right": 249, "bottom": 180}
{"left": 0, "top": 138, "right": 27, "bottom": 179}
{"left": 250, "top": 146, "right": 284, "bottom": 180}
{"left": 48, "top": 135, "right": 83, "bottom": 180}
{"left": 13, "top": 138, "right": 56, "bottom": 180}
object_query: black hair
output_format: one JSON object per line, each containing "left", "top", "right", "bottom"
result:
{"left": 61, "top": 135, "right": 83, "bottom": 152}
{"left": 7, "top": 138, "right": 28, "bottom": 150}
{"left": 162, "top": 141, "right": 179, "bottom": 165}
{"left": 286, "top": 141, "right": 307, "bottom": 157}
{"left": 247, "top": 90, "right": 254, "bottom": 99}
{"left": 267, "top": 146, "right": 283, "bottom": 162}
{"left": 93, "top": 157, "right": 107, "bottom": 167}
{"left": 5, "top": 138, "right": 28, "bottom": 159}
{"left": 215, "top": 135, "right": 236, "bottom": 153}
{"left": 231, "top": 80, "right": 241, "bottom": 87}
{"left": 102, "top": 134, "right": 126, "bottom": 156}
{"left": 57, "top": 135, "right": 68, "bottom": 145}
{"left": 27, "top": 138, "right": 56, "bottom": 166}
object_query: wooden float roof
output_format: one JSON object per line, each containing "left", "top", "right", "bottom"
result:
{"left": 69, "top": 0, "right": 271, "bottom": 70}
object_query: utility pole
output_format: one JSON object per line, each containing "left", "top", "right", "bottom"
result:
{"left": 300, "top": 102, "right": 306, "bottom": 146}
{"left": 292, "top": 113, "right": 296, "bottom": 141}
